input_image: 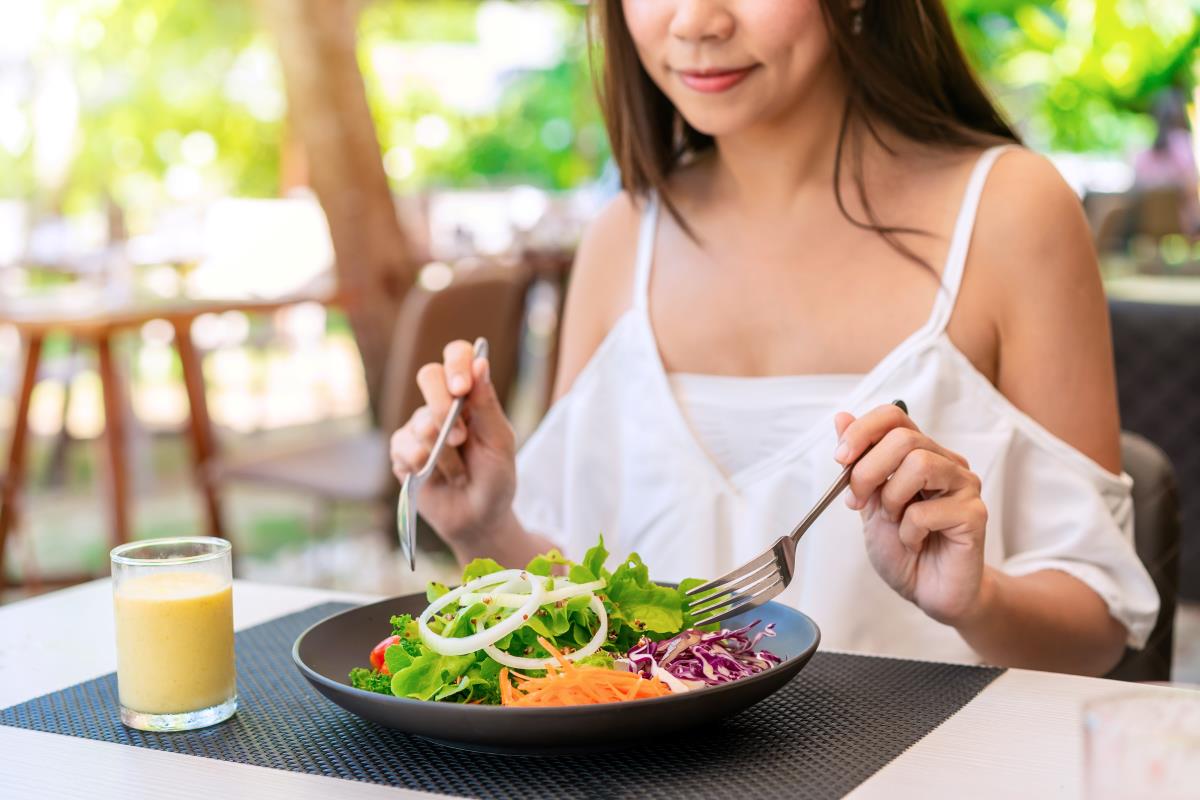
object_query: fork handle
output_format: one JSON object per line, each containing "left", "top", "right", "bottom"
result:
{"left": 786, "top": 399, "right": 907, "bottom": 545}
{"left": 415, "top": 337, "right": 488, "bottom": 480}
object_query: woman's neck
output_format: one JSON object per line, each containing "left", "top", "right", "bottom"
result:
{"left": 708, "top": 64, "right": 867, "bottom": 216}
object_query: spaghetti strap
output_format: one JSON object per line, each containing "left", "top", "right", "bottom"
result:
{"left": 632, "top": 192, "right": 660, "bottom": 311}
{"left": 926, "top": 144, "right": 1017, "bottom": 334}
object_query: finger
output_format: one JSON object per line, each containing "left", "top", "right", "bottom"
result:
{"left": 416, "top": 363, "right": 454, "bottom": 422}
{"left": 463, "top": 355, "right": 515, "bottom": 450}
{"left": 391, "top": 428, "right": 429, "bottom": 481}
{"left": 835, "top": 403, "right": 918, "bottom": 465}
{"left": 443, "top": 340, "right": 475, "bottom": 397}
{"left": 433, "top": 442, "right": 466, "bottom": 484}
{"left": 848, "top": 427, "right": 969, "bottom": 507}
{"left": 897, "top": 493, "right": 987, "bottom": 553}
{"left": 389, "top": 428, "right": 417, "bottom": 479}
{"left": 415, "top": 364, "right": 467, "bottom": 445}
{"left": 835, "top": 412, "right": 861, "bottom": 510}
{"left": 878, "top": 449, "right": 966, "bottom": 523}
{"left": 411, "top": 407, "right": 467, "bottom": 482}
{"left": 834, "top": 411, "right": 855, "bottom": 441}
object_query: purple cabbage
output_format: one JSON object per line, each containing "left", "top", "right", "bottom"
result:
{"left": 622, "top": 621, "right": 782, "bottom": 687}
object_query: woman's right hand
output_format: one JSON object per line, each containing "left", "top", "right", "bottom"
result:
{"left": 389, "top": 339, "right": 518, "bottom": 548}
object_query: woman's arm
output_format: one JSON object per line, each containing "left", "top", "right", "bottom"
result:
{"left": 837, "top": 150, "right": 1132, "bottom": 676}
{"left": 977, "top": 149, "right": 1123, "bottom": 473}
{"left": 393, "top": 192, "right": 643, "bottom": 568}
{"left": 954, "top": 568, "right": 1127, "bottom": 674}
{"left": 967, "top": 149, "right": 1129, "bottom": 674}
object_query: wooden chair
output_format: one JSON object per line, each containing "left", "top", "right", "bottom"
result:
{"left": 212, "top": 261, "right": 534, "bottom": 551}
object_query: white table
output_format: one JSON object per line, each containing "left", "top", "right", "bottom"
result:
{"left": 0, "top": 579, "right": 1172, "bottom": 799}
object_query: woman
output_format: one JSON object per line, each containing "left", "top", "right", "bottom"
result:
{"left": 389, "top": 0, "right": 1158, "bottom": 675}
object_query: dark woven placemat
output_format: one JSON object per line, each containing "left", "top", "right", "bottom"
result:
{"left": 1, "top": 602, "right": 1002, "bottom": 799}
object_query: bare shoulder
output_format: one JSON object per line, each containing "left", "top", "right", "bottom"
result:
{"left": 552, "top": 190, "right": 645, "bottom": 399}
{"left": 966, "top": 146, "right": 1122, "bottom": 471}
{"left": 973, "top": 147, "right": 1093, "bottom": 281}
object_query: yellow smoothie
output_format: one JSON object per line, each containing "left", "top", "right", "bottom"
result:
{"left": 113, "top": 571, "right": 235, "bottom": 714}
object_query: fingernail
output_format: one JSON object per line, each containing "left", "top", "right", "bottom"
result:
{"left": 450, "top": 375, "right": 468, "bottom": 394}
{"left": 844, "top": 493, "right": 858, "bottom": 510}
{"left": 834, "top": 440, "right": 849, "bottom": 462}
{"left": 480, "top": 359, "right": 491, "bottom": 385}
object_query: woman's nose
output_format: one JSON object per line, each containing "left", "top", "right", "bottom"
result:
{"left": 668, "top": 0, "right": 735, "bottom": 43}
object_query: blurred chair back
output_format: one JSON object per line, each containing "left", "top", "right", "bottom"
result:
{"left": 1105, "top": 432, "right": 1181, "bottom": 682}
{"left": 379, "top": 261, "right": 533, "bottom": 437}
{"left": 1109, "top": 299, "right": 1200, "bottom": 602}
{"left": 1131, "top": 187, "right": 1186, "bottom": 240}
{"left": 209, "top": 260, "right": 533, "bottom": 553}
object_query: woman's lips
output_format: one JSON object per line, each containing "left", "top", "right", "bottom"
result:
{"left": 676, "top": 66, "right": 757, "bottom": 93}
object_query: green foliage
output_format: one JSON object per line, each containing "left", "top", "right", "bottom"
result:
{"left": 37, "top": 0, "right": 281, "bottom": 217}
{"left": 948, "top": 0, "right": 1200, "bottom": 152}
{"left": 12, "top": 0, "right": 1196, "bottom": 220}
{"left": 9, "top": 0, "right": 607, "bottom": 217}
{"left": 358, "top": 0, "right": 608, "bottom": 190}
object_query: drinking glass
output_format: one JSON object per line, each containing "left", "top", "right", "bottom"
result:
{"left": 110, "top": 536, "right": 236, "bottom": 731}
{"left": 1083, "top": 691, "right": 1200, "bottom": 799}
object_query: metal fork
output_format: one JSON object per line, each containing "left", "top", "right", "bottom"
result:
{"left": 685, "top": 399, "right": 908, "bottom": 627}
{"left": 398, "top": 337, "right": 488, "bottom": 571}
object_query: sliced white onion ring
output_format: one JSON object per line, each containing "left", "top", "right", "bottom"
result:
{"left": 418, "top": 570, "right": 546, "bottom": 656}
{"left": 457, "top": 579, "right": 606, "bottom": 609}
{"left": 481, "top": 594, "right": 608, "bottom": 670}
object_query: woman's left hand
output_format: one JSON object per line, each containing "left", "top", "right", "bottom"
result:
{"left": 834, "top": 404, "right": 990, "bottom": 626}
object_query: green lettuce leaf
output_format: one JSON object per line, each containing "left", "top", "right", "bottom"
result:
{"left": 390, "top": 652, "right": 476, "bottom": 701}
{"left": 444, "top": 601, "right": 488, "bottom": 639}
{"left": 525, "top": 548, "right": 571, "bottom": 577}
{"left": 583, "top": 536, "right": 609, "bottom": 581}
{"left": 605, "top": 552, "right": 684, "bottom": 635}
{"left": 383, "top": 643, "right": 416, "bottom": 675}
{"left": 576, "top": 652, "right": 615, "bottom": 669}
{"left": 462, "top": 557, "right": 505, "bottom": 583}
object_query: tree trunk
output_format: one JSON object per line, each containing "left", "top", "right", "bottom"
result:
{"left": 258, "top": 0, "right": 414, "bottom": 419}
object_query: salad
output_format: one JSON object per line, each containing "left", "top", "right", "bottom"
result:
{"left": 349, "top": 537, "right": 781, "bottom": 706}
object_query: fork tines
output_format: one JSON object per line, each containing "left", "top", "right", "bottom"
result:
{"left": 685, "top": 541, "right": 789, "bottom": 628}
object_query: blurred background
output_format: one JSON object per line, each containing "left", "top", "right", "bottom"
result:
{"left": 0, "top": 1, "right": 1198, "bottom": 680}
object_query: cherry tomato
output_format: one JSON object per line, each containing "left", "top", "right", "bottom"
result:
{"left": 369, "top": 635, "right": 401, "bottom": 675}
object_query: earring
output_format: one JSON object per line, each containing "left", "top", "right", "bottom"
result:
{"left": 852, "top": 9, "right": 864, "bottom": 35}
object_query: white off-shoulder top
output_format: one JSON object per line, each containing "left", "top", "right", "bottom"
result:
{"left": 513, "top": 146, "right": 1159, "bottom": 663}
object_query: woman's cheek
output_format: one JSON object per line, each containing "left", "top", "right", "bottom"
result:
{"left": 621, "top": 1, "right": 674, "bottom": 92}
{"left": 621, "top": 0, "right": 671, "bottom": 54}
{"left": 744, "top": 0, "right": 828, "bottom": 66}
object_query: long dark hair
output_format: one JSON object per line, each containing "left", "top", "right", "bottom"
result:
{"left": 590, "top": 0, "right": 1021, "bottom": 264}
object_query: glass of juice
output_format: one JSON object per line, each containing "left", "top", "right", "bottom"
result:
{"left": 110, "top": 536, "right": 236, "bottom": 731}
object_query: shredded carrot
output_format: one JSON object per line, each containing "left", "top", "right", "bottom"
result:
{"left": 499, "top": 667, "right": 513, "bottom": 705}
{"left": 498, "top": 638, "right": 672, "bottom": 707}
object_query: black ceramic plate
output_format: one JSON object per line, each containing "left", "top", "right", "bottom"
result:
{"left": 292, "top": 590, "right": 820, "bottom": 754}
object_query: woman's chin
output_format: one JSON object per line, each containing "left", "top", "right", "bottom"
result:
{"left": 674, "top": 108, "right": 757, "bottom": 140}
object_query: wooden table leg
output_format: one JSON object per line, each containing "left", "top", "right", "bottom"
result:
{"left": 95, "top": 333, "right": 131, "bottom": 547}
{"left": 172, "top": 318, "right": 224, "bottom": 538}
{"left": 0, "top": 333, "right": 44, "bottom": 587}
